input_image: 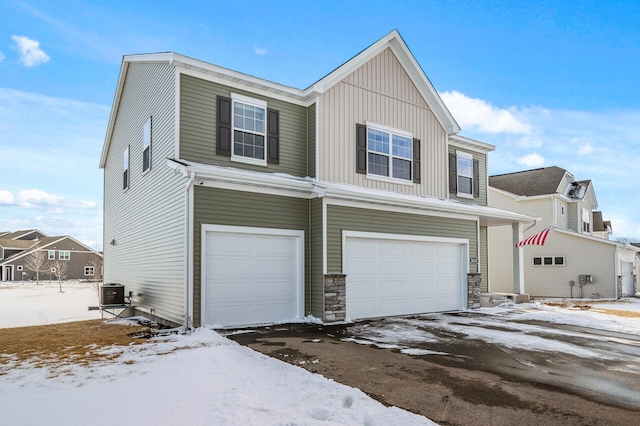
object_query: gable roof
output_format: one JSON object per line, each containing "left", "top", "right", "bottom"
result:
{"left": 100, "top": 30, "right": 459, "bottom": 168}
{"left": 489, "top": 166, "right": 568, "bottom": 197}
{"left": 0, "top": 238, "right": 39, "bottom": 250}
{"left": 0, "top": 235, "right": 102, "bottom": 265}
{"left": 2, "top": 229, "right": 47, "bottom": 240}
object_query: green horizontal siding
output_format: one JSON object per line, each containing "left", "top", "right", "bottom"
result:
{"left": 310, "top": 198, "right": 323, "bottom": 318}
{"left": 180, "top": 74, "right": 308, "bottom": 176}
{"left": 327, "top": 205, "right": 478, "bottom": 273}
{"left": 192, "top": 186, "right": 310, "bottom": 326}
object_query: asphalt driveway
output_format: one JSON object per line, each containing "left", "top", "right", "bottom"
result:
{"left": 227, "top": 308, "right": 640, "bottom": 425}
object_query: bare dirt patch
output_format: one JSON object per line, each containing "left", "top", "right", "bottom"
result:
{"left": 0, "top": 319, "right": 151, "bottom": 369}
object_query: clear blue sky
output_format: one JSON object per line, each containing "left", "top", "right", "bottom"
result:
{"left": 1, "top": 0, "right": 639, "bottom": 248}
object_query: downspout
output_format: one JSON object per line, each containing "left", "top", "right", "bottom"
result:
{"left": 184, "top": 171, "right": 196, "bottom": 330}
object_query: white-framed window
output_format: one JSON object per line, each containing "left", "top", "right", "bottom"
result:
{"left": 48, "top": 250, "right": 55, "bottom": 260}
{"left": 366, "top": 122, "right": 413, "bottom": 182}
{"left": 123, "top": 145, "right": 130, "bottom": 191}
{"left": 582, "top": 208, "right": 591, "bottom": 233}
{"left": 533, "top": 256, "right": 565, "bottom": 266}
{"left": 84, "top": 266, "right": 95, "bottom": 276}
{"left": 143, "top": 117, "right": 152, "bottom": 173}
{"left": 59, "top": 251, "right": 70, "bottom": 260}
{"left": 456, "top": 151, "right": 474, "bottom": 197}
{"left": 231, "top": 93, "right": 267, "bottom": 165}
{"left": 560, "top": 203, "right": 566, "bottom": 217}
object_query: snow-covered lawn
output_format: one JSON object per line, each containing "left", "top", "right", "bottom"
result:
{"left": 0, "top": 283, "right": 435, "bottom": 425}
{"left": 0, "top": 281, "right": 101, "bottom": 329}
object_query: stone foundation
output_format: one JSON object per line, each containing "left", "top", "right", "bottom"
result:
{"left": 324, "top": 274, "right": 346, "bottom": 322}
{"left": 467, "top": 273, "right": 481, "bottom": 309}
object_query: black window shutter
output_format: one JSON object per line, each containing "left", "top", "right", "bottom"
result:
{"left": 216, "top": 96, "right": 232, "bottom": 156}
{"left": 473, "top": 159, "right": 480, "bottom": 197}
{"left": 412, "top": 138, "right": 421, "bottom": 183}
{"left": 449, "top": 153, "right": 457, "bottom": 193}
{"left": 356, "top": 123, "right": 367, "bottom": 174}
{"left": 267, "top": 108, "right": 279, "bottom": 164}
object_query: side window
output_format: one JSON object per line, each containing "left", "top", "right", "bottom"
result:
{"left": 59, "top": 251, "right": 70, "bottom": 260}
{"left": 143, "top": 117, "right": 151, "bottom": 173}
{"left": 84, "top": 266, "right": 95, "bottom": 276}
{"left": 533, "top": 256, "right": 565, "bottom": 266}
{"left": 123, "top": 146, "right": 130, "bottom": 191}
{"left": 582, "top": 208, "right": 591, "bottom": 233}
{"left": 449, "top": 152, "right": 479, "bottom": 198}
{"left": 48, "top": 250, "right": 55, "bottom": 260}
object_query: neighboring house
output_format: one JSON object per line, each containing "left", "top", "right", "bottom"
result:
{"left": 488, "top": 167, "right": 639, "bottom": 299}
{"left": 100, "top": 30, "right": 534, "bottom": 328}
{"left": 0, "top": 230, "right": 102, "bottom": 282}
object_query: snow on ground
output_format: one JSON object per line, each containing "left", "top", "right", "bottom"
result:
{"left": 0, "top": 283, "right": 434, "bottom": 425}
{"left": 346, "top": 298, "right": 640, "bottom": 362}
{"left": 0, "top": 282, "right": 101, "bottom": 328}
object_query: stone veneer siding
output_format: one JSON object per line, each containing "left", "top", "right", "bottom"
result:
{"left": 468, "top": 273, "right": 481, "bottom": 309}
{"left": 324, "top": 274, "right": 346, "bottom": 321}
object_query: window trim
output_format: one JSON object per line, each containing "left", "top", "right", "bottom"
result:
{"left": 58, "top": 251, "right": 70, "bottom": 261}
{"left": 48, "top": 250, "right": 55, "bottom": 260}
{"left": 142, "top": 117, "right": 152, "bottom": 175}
{"left": 582, "top": 208, "right": 591, "bottom": 233}
{"left": 84, "top": 266, "right": 95, "bottom": 276}
{"left": 560, "top": 203, "right": 566, "bottom": 217}
{"left": 532, "top": 256, "right": 565, "bottom": 266}
{"left": 365, "top": 121, "right": 414, "bottom": 184}
{"left": 123, "top": 145, "right": 130, "bottom": 191}
{"left": 230, "top": 93, "right": 268, "bottom": 167}
{"left": 456, "top": 151, "right": 474, "bottom": 199}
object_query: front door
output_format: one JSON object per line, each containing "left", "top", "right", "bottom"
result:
{"left": 2, "top": 265, "right": 13, "bottom": 281}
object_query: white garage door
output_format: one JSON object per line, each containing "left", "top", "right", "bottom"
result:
{"left": 202, "top": 225, "right": 304, "bottom": 327}
{"left": 344, "top": 233, "right": 467, "bottom": 320}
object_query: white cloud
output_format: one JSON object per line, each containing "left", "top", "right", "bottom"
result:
{"left": 17, "top": 189, "right": 63, "bottom": 208}
{"left": 11, "top": 35, "right": 50, "bottom": 67}
{"left": 578, "top": 143, "right": 594, "bottom": 156}
{"left": 254, "top": 44, "right": 268, "bottom": 55}
{"left": 0, "top": 51, "right": 5, "bottom": 62}
{"left": 0, "top": 190, "right": 15, "bottom": 205}
{"left": 517, "top": 153, "right": 545, "bottom": 167}
{"left": 440, "top": 91, "right": 532, "bottom": 135}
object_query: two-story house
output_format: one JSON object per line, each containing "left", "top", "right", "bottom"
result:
{"left": 0, "top": 229, "right": 102, "bottom": 282}
{"left": 488, "top": 166, "right": 639, "bottom": 299}
{"left": 100, "top": 31, "right": 535, "bottom": 328}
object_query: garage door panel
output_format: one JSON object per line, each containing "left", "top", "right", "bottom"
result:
{"left": 409, "top": 261, "right": 436, "bottom": 275}
{"left": 380, "top": 260, "right": 408, "bottom": 275}
{"left": 379, "top": 279, "right": 408, "bottom": 294}
{"left": 379, "top": 240, "right": 407, "bottom": 256}
{"left": 410, "top": 296, "right": 438, "bottom": 312}
{"left": 345, "top": 236, "right": 464, "bottom": 320}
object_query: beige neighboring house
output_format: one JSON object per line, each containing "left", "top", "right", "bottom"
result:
{"left": 0, "top": 229, "right": 102, "bottom": 282}
{"left": 488, "top": 167, "right": 639, "bottom": 299}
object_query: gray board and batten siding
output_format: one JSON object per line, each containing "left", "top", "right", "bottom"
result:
{"left": 180, "top": 74, "right": 310, "bottom": 178}
{"left": 317, "top": 48, "right": 449, "bottom": 198}
{"left": 326, "top": 205, "right": 479, "bottom": 274}
{"left": 103, "top": 62, "right": 186, "bottom": 326}
{"left": 192, "top": 186, "right": 311, "bottom": 327}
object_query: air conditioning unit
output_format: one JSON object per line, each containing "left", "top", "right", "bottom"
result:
{"left": 100, "top": 283, "right": 125, "bottom": 305}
